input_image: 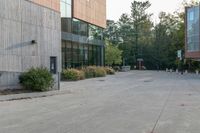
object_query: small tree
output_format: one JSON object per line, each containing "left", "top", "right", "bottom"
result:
{"left": 105, "top": 41, "right": 122, "bottom": 66}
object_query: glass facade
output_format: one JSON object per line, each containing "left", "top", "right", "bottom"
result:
{"left": 89, "top": 24, "right": 104, "bottom": 40}
{"left": 62, "top": 40, "right": 103, "bottom": 69}
{"left": 60, "top": 0, "right": 104, "bottom": 69}
{"left": 72, "top": 19, "right": 104, "bottom": 40}
{"left": 187, "top": 6, "right": 200, "bottom": 52}
{"left": 60, "top": 0, "right": 72, "bottom": 18}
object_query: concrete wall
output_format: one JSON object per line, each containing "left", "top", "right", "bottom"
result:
{"left": 0, "top": 0, "right": 61, "bottom": 90}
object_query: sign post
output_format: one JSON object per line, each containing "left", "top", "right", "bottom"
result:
{"left": 177, "top": 50, "right": 182, "bottom": 60}
{"left": 177, "top": 50, "right": 183, "bottom": 74}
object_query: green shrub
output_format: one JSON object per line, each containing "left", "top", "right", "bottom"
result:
{"left": 83, "top": 66, "right": 96, "bottom": 78}
{"left": 62, "top": 69, "right": 85, "bottom": 81}
{"left": 104, "top": 67, "right": 115, "bottom": 75}
{"left": 95, "top": 67, "right": 106, "bottom": 77}
{"left": 19, "top": 67, "right": 54, "bottom": 92}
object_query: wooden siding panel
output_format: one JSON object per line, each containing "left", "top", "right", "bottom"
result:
{"left": 73, "top": 0, "right": 106, "bottom": 28}
{"left": 31, "top": 0, "right": 60, "bottom": 12}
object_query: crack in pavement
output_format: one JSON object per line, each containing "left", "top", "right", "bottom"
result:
{"left": 150, "top": 86, "right": 174, "bottom": 133}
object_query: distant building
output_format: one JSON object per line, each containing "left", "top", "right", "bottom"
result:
{"left": 185, "top": 5, "right": 200, "bottom": 59}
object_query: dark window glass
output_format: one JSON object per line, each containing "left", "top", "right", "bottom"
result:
{"left": 93, "top": 46, "right": 97, "bottom": 65}
{"left": 97, "top": 46, "right": 101, "bottom": 66}
{"left": 72, "top": 19, "right": 79, "bottom": 35}
{"left": 187, "top": 6, "right": 200, "bottom": 51}
{"left": 79, "top": 44, "right": 84, "bottom": 65}
{"left": 61, "top": 18, "right": 72, "bottom": 33}
{"left": 84, "top": 45, "right": 89, "bottom": 65}
{"left": 62, "top": 41, "right": 66, "bottom": 69}
{"left": 72, "top": 19, "right": 88, "bottom": 36}
{"left": 89, "top": 45, "right": 93, "bottom": 65}
{"left": 72, "top": 43, "right": 79, "bottom": 64}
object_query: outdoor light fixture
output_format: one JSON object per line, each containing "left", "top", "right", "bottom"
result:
{"left": 31, "top": 40, "right": 37, "bottom": 44}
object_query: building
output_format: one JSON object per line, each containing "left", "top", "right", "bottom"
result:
{"left": 61, "top": 0, "right": 106, "bottom": 69}
{"left": 0, "top": 0, "right": 106, "bottom": 89}
{"left": 0, "top": 0, "right": 61, "bottom": 89}
{"left": 185, "top": 5, "right": 200, "bottom": 60}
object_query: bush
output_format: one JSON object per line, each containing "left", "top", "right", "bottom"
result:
{"left": 83, "top": 66, "right": 97, "bottom": 78}
{"left": 62, "top": 69, "right": 85, "bottom": 81}
{"left": 104, "top": 67, "right": 115, "bottom": 75}
{"left": 83, "top": 66, "right": 106, "bottom": 78}
{"left": 19, "top": 67, "right": 54, "bottom": 92}
{"left": 78, "top": 70, "right": 85, "bottom": 80}
{"left": 95, "top": 67, "right": 106, "bottom": 77}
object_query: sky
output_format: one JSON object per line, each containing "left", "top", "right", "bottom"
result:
{"left": 107, "top": 0, "right": 194, "bottom": 22}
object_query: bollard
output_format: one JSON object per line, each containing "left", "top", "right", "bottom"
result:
{"left": 185, "top": 70, "right": 188, "bottom": 74}
{"left": 176, "top": 69, "right": 178, "bottom": 74}
{"left": 196, "top": 70, "right": 199, "bottom": 75}
{"left": 170, "top": 69, "right": 173, "bottom": 73}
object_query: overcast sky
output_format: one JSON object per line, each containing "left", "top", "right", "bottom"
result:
{"left": 107, "top": 0, "right": 194, "bottom": 22}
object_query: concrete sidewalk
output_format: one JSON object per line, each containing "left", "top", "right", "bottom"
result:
{"left": 0, "top": 89, "right": 71, "bottom": 102}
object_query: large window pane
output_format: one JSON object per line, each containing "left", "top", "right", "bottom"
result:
{"left": 187, "top": 7, "right": 200, "bottom": 52}
{"left": 61, "top": 18, "right": 72, "bottom": 33}
{"left": 62, "top": 41, "right": 66, "bottom": 69}
{"left": 84, "top": 45, "right": 88, "bottom": 65}
{"left": 60, "top": 1, "right": 71, "bottom": 18}
{"left": 72, "top": 19, "right": 88, "bottom": 36}
{"left": 89, "top": 24, "right": 103, "bottom": 40}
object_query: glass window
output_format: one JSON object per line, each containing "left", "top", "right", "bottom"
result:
{"left": 61, "top": 18, "right": 72, "bottom": 33}
{"left": 89, "top": 24, "right": 103, "bottom": 40}
{"left": 72, "top": 19, "right": 88, "bottom": 36}
{"left": 66, "top": 4, "right": 71, "bottom": 18}
{"left": 60, "top": 1, "right": 72, "bottom": 18}
{"left": 93, "top": 46, "right": 97, "bottom": 65}
{"left": 66, "top": 41, "right": 72, "bottom": 63}
{"left": 62, "top": 41, "right": 66, "bottom": 69}
{"left": 72, "top": 43, "right": 79, "bottom": 63}
{"left": 189, "top": 11, "right": 194, "bottom": 21}
{"left": 79, "top": 44, "right": 84, "bottom": 65}
{"left": 72, "top": 19, "right": 79, "bottom": 35}
{"left": 97, "top": 46, "right": 101, "bottom": 66}
{"left": 61, "top": 0, "right": 71, "bottom": 5}
{"left": 60, "top": 2, "right": 66, "bottom": 18}
{"left": 187, "top": 6, "right": 200, "bottom": 52}
{"left": 71, "top": 19, "right": 104, "bottom": 40}
{"left": 84, "top": 45, "right": 88, "bottom": 63}
{"left": 89, "top": 45, "right": 93, "bottom": 65}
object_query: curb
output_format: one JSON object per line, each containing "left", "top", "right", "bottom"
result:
{"left": 0, "top": 90, "right": 71, "bottom": 102}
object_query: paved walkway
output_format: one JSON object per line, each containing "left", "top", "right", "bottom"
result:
{"left": 0, "top": 71, "right": 200, "bottom": 133}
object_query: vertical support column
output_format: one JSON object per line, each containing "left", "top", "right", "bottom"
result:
{"left": 101, "top": 45, "right": 105, "bottom": 66}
